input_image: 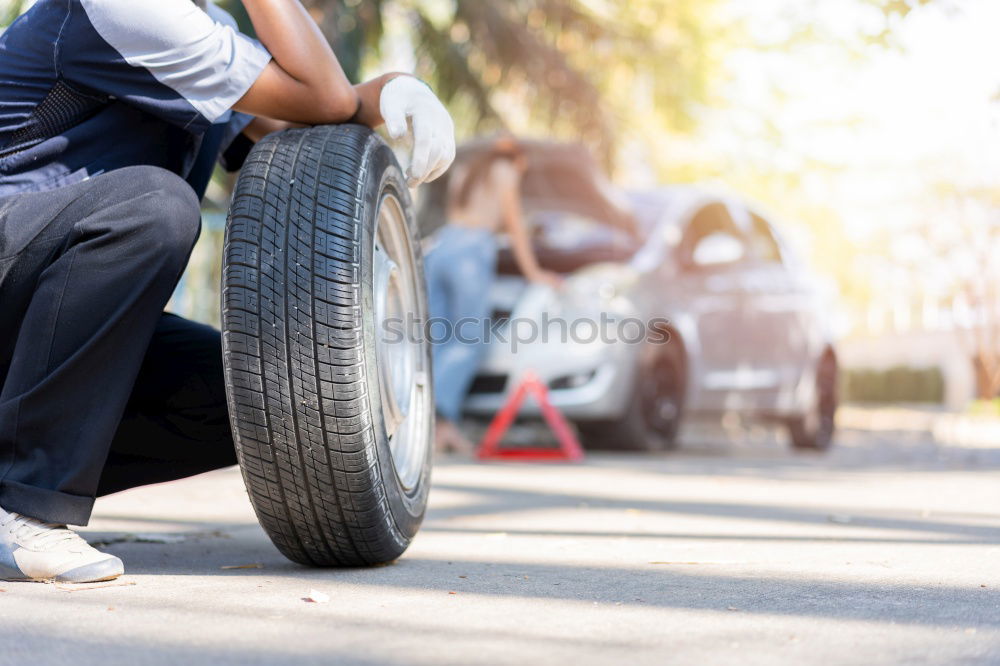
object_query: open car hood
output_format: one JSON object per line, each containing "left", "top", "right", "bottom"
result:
{"left": 416, "top": 138, "right": 637, "bottom": 238}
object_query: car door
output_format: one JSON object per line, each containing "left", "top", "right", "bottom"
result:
{"left": 737, "top": 210, "right": 814, "bottom": 411}
{"left": 673, "top": 201, "right": 753, "bottom": 412}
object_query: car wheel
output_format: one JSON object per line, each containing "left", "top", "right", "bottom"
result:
{"left": 579, "top": 342, "right": 685, "bottom": 452}
{"left": 788, "top": 352, "right": 838, "bottom": 451}
{"left": 221, "top": 124, "right": 433, "bottom": 566}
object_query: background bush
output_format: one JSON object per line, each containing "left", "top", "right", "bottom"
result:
{"left": 843, "top": 366, "right": 945, "bottom": 404}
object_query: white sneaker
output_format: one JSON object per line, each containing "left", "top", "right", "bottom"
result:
{"left": 0, "top": 506, "right": 124, "bottom": 583}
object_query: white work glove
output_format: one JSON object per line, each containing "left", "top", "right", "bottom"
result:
{"left": 379, "top": 76, "right": 456, "bottom": 187}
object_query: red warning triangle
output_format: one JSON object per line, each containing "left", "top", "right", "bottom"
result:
{"left": 476, "top": 371, "right": 585, "bottom": 462}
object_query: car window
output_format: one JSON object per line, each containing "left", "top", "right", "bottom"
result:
{"left": 681, "top": 203, "right": 746, "bottom": 270}
{"left": 748, "top": 213, "right": 784, "bottom": 264}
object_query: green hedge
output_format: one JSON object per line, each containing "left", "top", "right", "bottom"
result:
{"left": 842, "top": 366, "right": 944, "bottom": 404}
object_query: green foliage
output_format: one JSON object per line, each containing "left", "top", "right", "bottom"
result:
{"left": 843, "top": 366, "right": 945, "bottom": 404}
{"left": 295, "top": 0, "right": 726, "bottom": 169}
{"left": 1, "top": 0, "right": 28, "bottom": 29}
{"left": 297, "top": 0, "right": 385, "bottom": 83}
{"left": 5, "top": 0, "right": 939, "bottom": 171}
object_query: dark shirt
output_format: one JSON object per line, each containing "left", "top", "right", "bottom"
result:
{"left": 0, "top": 0, "right": 271, "bottom": 197}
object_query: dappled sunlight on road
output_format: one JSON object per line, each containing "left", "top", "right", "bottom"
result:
{"left": 3, "top": 430, "right": 997, "bottom": 665}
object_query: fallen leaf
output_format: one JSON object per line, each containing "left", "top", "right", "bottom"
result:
{"left": 458, "top": 575, "right": 467, "bottom": 579}
{"left": 448, "top": 591, "right": 457, "bottom": 595}
{"left": 132, "top": 533, "right": 187, "bottom": 544}
{"left": 221, "top": 563, "right": 263, "bottom": 570}
{"left": 304, "top": 589, "right": 330, "bottom": 604}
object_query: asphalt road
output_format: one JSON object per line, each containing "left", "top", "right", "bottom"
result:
{"left": 3, "top": 421, "right": 1000, "bottom": 665}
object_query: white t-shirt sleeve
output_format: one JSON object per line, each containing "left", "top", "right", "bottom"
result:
{"left": 69, "top": 0, "right": 271, "bottom": 126}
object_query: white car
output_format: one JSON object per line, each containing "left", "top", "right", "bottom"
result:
{"left": 420, "top": 142, "right": 838, "bottom": 451}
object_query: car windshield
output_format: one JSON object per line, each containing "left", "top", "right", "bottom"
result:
{"left": 626, "top": 190, "right": 678, "bottom": 235}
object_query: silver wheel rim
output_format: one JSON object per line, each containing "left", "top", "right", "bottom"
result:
{"left": 374, "top": 193, "right": 430, "bottom": 491}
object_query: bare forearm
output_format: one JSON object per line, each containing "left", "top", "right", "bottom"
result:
{"left": 230, "top": 1, "right": 455, "bottom": 184}
{"left": 511, "top": 229, "right": 561, "bottom": 288}
{"left": 241, "top": 0, "right": 352, "bottom": 114}
{"left": 242, "top": 116, "right": 297, "bottom": 142}
{"left": 500, "top": 183, "right": 544, "bottom": 279}
{"left": 352, "top": 74, "right": 402, "bottom": 128}
{"left": 235, "top": 0, "right": 401, "bottom": 126}
{"left": 507, "top": 216, "right": 543, "bottom": 279}
{"left": 243, "top": 76, "right": 397, "bottom": 140}
{"left": 512, "top": 244, "right": 543, "bottom": 280}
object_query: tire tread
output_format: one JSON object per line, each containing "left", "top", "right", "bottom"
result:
{"left": 222, "top": 124, "right": 410, "bottom": 566}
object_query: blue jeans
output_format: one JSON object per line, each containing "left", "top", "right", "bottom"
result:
{"left": 424, "top": 225, "right": 497, "bottom": 421}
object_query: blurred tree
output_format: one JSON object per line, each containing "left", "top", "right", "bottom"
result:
{"left": 4, "top": 0, "right": 944, "bottom": 168}
{"left": 939, "top": 187, "right": 1000, "bottom": 400}
{"left": 250, "top": 0, "right": 729, "bottom": 169}
{"left": 1, "top": 0, "right": 29, "bottom": 27}
{"left": 296, "top": 0, "right": 383, "bottom": 85}
{"left": 644, "top": 0, "right": 953, "bottom": 330}
{"left": 858, "top": 183, "right": 1000, "bottom": 400}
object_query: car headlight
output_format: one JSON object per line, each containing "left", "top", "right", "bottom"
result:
{"left": 561, "top": 264, "right": 639, "bottom": 315}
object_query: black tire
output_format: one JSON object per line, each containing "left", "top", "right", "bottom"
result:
{"left": 579, "top": 341, "right": 685, "bottom": 452}
{"left": 221, "top": 124, "right": 433, "bottom": 566}
{"left": 788, "top": 352, "right": 838, "bottom": 451}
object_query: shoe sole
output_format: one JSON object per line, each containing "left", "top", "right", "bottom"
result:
{"left": 55, "top": 559, "right": 125, "bottom": 584}
{"left": 0, "top": 560, "right": 124, "bottom": 584}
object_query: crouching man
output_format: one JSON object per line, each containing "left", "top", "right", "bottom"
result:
{"left": 0, "top": 0, "right": 454, "bottom": 583}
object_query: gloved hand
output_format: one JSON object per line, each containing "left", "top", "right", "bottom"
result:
{"left": 379, "top": 76, "right": 456, "bottom": 187}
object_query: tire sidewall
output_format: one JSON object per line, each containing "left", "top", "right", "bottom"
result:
{"left": 358, "top": 137, "right": 433, "bottom": 540}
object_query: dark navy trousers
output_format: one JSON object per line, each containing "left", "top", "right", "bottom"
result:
{"left": 0, "top": 166, "right": 236, "bottom": 526}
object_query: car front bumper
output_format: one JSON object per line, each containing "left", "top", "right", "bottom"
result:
{"left": 461, "top": 327, "right": 638, "bottom": 422}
